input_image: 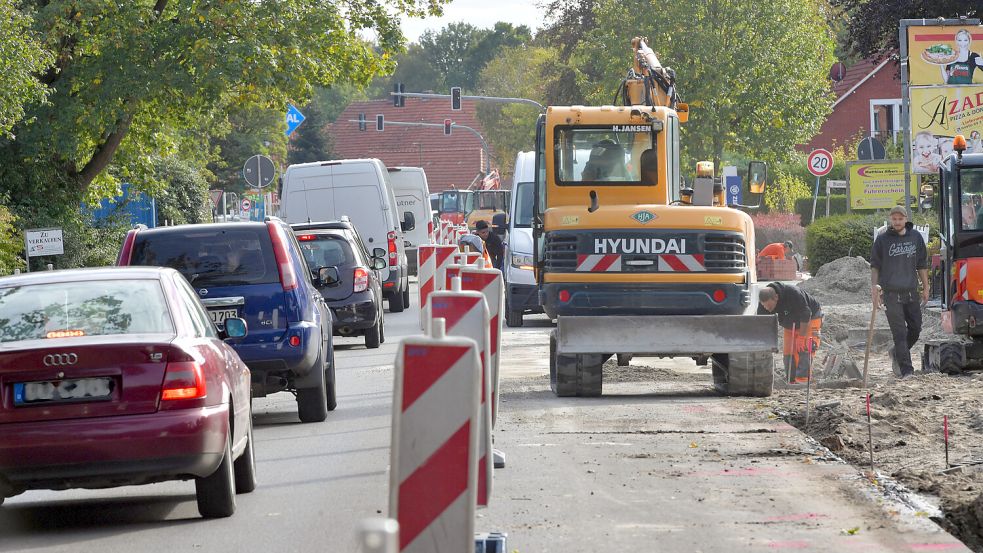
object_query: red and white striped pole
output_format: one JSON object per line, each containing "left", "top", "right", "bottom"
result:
{"left": 417, "top": 245, "right": 437, "bottom": 330}
{"left": 390, "top": 318, "right": 481, "bottom": 553}
{"left": 426, "top": 278, "right": 494, "bottom": 508}
{"left": 460, "top": 260, "right": 504, "bottom": 428}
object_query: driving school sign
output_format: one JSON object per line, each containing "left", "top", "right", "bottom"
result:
{"left": 25, "top": 228, "right": 64, "bottom": 257}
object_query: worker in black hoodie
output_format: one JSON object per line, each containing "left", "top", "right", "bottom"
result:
{"left": 758, "top": 282, "right": 823, "bottom": 383}
{"left": 871, "top": 206, "right": 929, "bottom": 378}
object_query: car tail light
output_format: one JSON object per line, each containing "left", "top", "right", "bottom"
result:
{"left": 161, "top": 361, "right": 206, "bottom": 401}
{"left": 268, "top": 222, "right": 298, "bottom": 291}
{"left": 428, "top": 220, "right": 434, "bottom": 239}
{"left": 117, "top": 229, "right": 137, "bottom": 265}
{"left": 712, "top": 289, "right": 726, "bottom": 303}
{"left": 387, "top": 231, "right": 398, "bottom": 266}
{"left": 558, "top": 289, "right": 571, "bottom": 303}
{"left": 289, "top": 335, "right": 301, "bottom": 347}
{"left": 354, "top": 267, "right": 369, "bottom": 293}
{"left": 297, "top": 234, "right": 316, "bottom": 242}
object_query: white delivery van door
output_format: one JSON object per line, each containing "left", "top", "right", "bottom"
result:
{"left": 300, "top": 174, "right": 338, "bottom": 223}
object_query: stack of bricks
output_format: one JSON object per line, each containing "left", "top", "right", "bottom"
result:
{"left": 758, "top": 258, "right": 797, "bottom": 281}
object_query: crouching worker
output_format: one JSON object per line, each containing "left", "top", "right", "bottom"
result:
{"left": 757, "top": 282, "right": 823, "bottom": 384}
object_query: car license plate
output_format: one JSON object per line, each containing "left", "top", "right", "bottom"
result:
{"left": 208, "top": 308, "right": 238, "bottom": 325}
{"left": 13, "top": 378, "right": 115, "bottom": 406}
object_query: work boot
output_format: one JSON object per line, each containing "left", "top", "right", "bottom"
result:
{"left": 888, "top": 348, "right": 902, "bottom": 378}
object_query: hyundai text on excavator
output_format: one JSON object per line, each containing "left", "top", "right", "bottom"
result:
{"left": 923, "top": 135, "right": 983, "bottom": 373}
{"left": 532, "top": 37, "right": 779, "bottom": 397}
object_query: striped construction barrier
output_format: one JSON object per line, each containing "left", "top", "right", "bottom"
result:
{"left": 433, "top": 244, "right": 457, "bottom": 293}
{"left": 389, "top": 318, "right": 481, "bottom": 553}
{"left": 445, "top": 263, "right": 463, "bottom": 291}
{"left": 417, "top": 245, "right": 437, "bottom": 330}
{"left": 460, "top": 260, "right": 504, "bottom": 428}
{"left": 426, "top": 278, "right": 493, "bottom": 508}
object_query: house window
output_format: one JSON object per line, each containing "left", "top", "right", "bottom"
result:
{"left": 870, "top": 99, "right": 901, "bottom": 144}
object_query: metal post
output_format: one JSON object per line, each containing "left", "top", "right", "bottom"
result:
{"left": 810, "top": 176, "right": 820, "bottom": 223}
{"left": 23, "top": 233, "right": 29, "bottom": 273}
{"left": 900, "top": 20, "right": 912, "bottom": 218}
{"left": 391, "top": 91, "right": 545, "bottom": 112}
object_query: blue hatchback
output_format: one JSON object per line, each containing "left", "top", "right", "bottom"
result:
{"left": 118, "top": 218, "right": 336, "bottom": 423}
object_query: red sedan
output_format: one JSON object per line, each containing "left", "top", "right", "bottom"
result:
{"left": 0, "top": 267, "right": 255, "bottom": 518}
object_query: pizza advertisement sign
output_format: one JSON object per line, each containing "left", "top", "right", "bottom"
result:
{"left": 907, "top": 25, "right": 983, "bottom": 86}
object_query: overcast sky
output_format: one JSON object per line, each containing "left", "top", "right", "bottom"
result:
{"left": 400, "top": 0, "right": 546, "bottom": 42}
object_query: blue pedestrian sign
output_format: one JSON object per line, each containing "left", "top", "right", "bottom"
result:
{"left": 726, "top": 175, "right": 742, "bottom": 206}
{"left": 286, "top": 104, "right": 305, "bottom": 136}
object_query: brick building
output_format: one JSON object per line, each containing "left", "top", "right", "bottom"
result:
{"left": 802, "top": 56, "right": 902, "bottom": 152}
{"left": 328, "top": 98, "right": 489, "bottom": 192}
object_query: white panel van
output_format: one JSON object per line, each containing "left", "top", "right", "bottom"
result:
{"left": 505, "top": 151, "right": 542, "bottom": 326}
{"left": 387, "top": 167, "right": 432, "bottom": 276}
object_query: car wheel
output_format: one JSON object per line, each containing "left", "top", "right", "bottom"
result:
{"left": 506, "top": 307, "right": 523, "bottom": 327}
{"left": 388, "top": 290, "right": 405, "bottom": 313}
{"left": 325, "top": 346, "right": 337, "bottom": 412}
{"left": 402, "top": 286, "right": 410, "bottom": 308}
{"left": 380, "top": 312, "right": 386, "bottom": 343}
{"left": 233, "top": 418, "right": 257, "bottom": 494}
{"left": 365, "top": 318, "right": 381, "bottom": 348}
{"left": 297, "top": 351, "right": 329, "bottom": 423}
{"left": 196, "top": 429, "right": 236, "bottom": 518}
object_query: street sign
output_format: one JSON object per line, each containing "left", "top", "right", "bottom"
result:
{"left": 807, "top": 149, "right": 833, "bottom": 177}
{"left": 241, "top": 198, "right": 252, "bottom": 212}
{"left": 857, "top": 136, "right": 886, "bottom": 161}
{"left": 285, "top": 104, "right": 305, "bottom": 136}
{"left": 242, "top": 155, "right": 276, "bottom": 189}
{"left": 208, "top": 189, "right": 223, "bottom": 209}
{"left": 726, "top": 176, "right": 742, "bottom": 205}
{"left": 26, "top": 228, "right": 64, "bottom": 257}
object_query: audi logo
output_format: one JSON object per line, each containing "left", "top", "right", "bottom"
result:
{"left": 43, "top": 353, "right": 78, "bottom": 367}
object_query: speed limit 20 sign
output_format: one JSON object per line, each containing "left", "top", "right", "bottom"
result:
{"left": 807, "top": 149, "right": 833, "bottom": 177}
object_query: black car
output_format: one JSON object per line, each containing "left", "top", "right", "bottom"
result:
{"left": 292, "top": 220, "right": 387, "bottom": 349}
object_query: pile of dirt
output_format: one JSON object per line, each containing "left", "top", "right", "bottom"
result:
{"left": 798, "top": 256, "right": 872, "bottom": 306}
{"left": 753, "top": 369, "right": 983, "bottom": 551}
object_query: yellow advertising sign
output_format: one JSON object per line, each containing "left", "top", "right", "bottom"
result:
{"left": 910, "top": 86, "right": 983, "bottom": 173}
{"left": 847, "top": 161, "right": 917, "bottom": 210}
{"left": 907, "top": 25, "right": 983, "bottom": 86}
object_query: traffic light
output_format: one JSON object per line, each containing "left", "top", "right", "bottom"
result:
{"left": 443, "top": 119, "right": 452, "bottom": 136}
{"left": 451, "top": 87, "right": 462, "bottom": 111}
{"left": 358, "top": 112, "right": 366, "bottom": 131}
{"left": 393, "top": 82, "right": 405, "bottom": 108}
{"left": 376, "top": 114, "right": 385, "bottom": 132}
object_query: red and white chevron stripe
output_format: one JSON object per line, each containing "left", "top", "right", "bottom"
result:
{"left": 427, "top": 289, "right": 493, "bottom": 508}
{"left": 445, "top": 264, "right": 463, "bottom": 290}
{"left": 460, "top": 264, "right": 504, "bottom": 427}
{"left": 658, "top": 254, "right": 706, "bottom": 272}
{"left": 433, "top": 245, "right": 458, "bottom": 293}
{"left": 576, "top": 254, "right": 622, "bottom": 272}
{"left": 390, "top": 325, "right": 481, "bottom": 553}
{"left": 417, "top": 245, "right": 438, "bottom": 330}
{"left": 959, "top": 261, "right": 970, "bottom": 300}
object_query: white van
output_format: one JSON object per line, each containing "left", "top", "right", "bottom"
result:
{"left": 281, "top": 158, "right": 413, "bottom": 312}
{"left": 387, "top": 167, "right": 432, "bottom": 276}
{"left": 505, "top": 151, "right": 542, "bottom": 326}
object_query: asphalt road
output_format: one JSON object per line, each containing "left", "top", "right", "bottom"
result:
{"left": 0, "top": 284, "right": 972, "bottom": 552}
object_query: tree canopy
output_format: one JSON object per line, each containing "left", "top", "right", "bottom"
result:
{"left": 830, "top": 0, "right": 979, "bottom": 58}
{"left": 0, "top": 1, "right": 51, "bottom": 137}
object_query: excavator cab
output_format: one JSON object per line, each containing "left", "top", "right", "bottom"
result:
{"left": 925, "top": 134, "right": 983, "bottom": 372}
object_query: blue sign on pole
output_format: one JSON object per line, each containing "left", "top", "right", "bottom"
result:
{"left": 726, "top": 175, "right": 742, "bottom": 206}
{"left": 286, "top": 104, "right": 306, "bottom": 136}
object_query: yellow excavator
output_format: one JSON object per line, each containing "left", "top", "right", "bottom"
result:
{"left": 533, "top": 37, "right": 778, "bottom": 397}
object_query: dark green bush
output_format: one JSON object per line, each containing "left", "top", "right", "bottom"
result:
{"left": 806, "top": 211, "right": 939, "bottom": 273}
{"left": 795, "top": 195, "right": 848, "bottom": 224}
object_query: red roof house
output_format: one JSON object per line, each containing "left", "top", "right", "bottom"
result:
{"left": 802, "top": 56, "right": 902, "bottom": 152}
{"left": 328, "top": 98, "right": 489, "bottom": 192}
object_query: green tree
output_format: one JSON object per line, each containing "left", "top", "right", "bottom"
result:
{"left": 830, "top": 0, "right": 978, "bottom": 58}
{"left": 155, "top": 157, "right": 211, "bottom": 226}
{"left": 209, "top": 103, "right": 288, "bottom": 193}
{"left": 575, "top": 0, "right": 836, "bottom": 168}
{"left": 0, "top": 0, "right": 443, "bottom": 203}
{"left": 419, "top": 22, "right": 532, "bottom": 91}
{"left": 0, "top": 1, "right": 51, "bottom": 137}
{"left": 0, "top": 202, "right": 24, "bottom": 274}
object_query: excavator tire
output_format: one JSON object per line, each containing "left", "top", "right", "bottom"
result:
{"left": 616, "top": 354, "right": 633, "bottom": 367}
{"left": 576, "top": 354, "right": 604, "bottom": 397}
{"left": 713, "top": 352, "right": 773, "bottom": 397}
{"left": 710, "top": 354, "right": 728, "bottom": 387}
{"left": 939, "top": 342, "right": 964, "bottom": 375}
{"left": 550, "top": 330, "right": 577, "bottom": 397}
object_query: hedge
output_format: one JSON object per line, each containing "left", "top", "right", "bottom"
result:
{"left": 805, "top": 211, "right": 939, "bottom": 273}
{"left": 795, "top": 195, "right": 848, "bottom": 223}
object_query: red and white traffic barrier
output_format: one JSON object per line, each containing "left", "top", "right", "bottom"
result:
{"left": 417, "top": 245, "right": 437, "bottom": 330}
{"left": 445, "top": 263, "right": 463, "bottom": 291}
{"left": 433, "top": 244, "right": 457, "bottom": 293}
{"left": 426, "top": 278, "right": 494, "bottom": 507}
{"left": 390, "top": 318, "right": 481, "bottom": 553}
{"left": 464, "top": 252, "right": 481, "bottom": 266}
{"left": 460, "top": 260, "right": 504, "bottom": 427}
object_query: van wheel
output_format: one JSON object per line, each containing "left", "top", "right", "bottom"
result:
{"left": 196, "top": 430, "right": 236, "bottom": 518}
{"left": 506, "top": 308, "right": 523, "bottom": 327}
{"left": 388, "top": 291, "right": 405, "bottom": 313}
{"left": 297, "top": 352, "right": 329, "bottom": 422}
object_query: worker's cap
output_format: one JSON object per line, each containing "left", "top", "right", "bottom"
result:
{"left": 475, "top": 220, "right": 490, "bottom": 231}
{"left": 783, "top": 241, "right": 794, "bottom": 249}
{"left": 889, "top": 206, "right": 908, "bottom": 217}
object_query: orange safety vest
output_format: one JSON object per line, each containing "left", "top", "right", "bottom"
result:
{"left": 758, "top": 243, "right": 787, "bottom": 260}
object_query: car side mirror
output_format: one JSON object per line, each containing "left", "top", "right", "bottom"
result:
{"left": 748, "top": 161, "right": 767, "bottom": 195}
{"left": 222, "top": 317, "right": 248, "bottom": 341}
{"left": 401, "top": 211, "right": 416, "bottom": 232}
{"left": 372, "top": 257, "right": 387, "bottom": 270}
{"left": 318, "top": 266, "right": 341, "bottom": 287}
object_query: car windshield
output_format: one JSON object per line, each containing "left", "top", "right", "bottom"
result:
{"left": 554, "top": 126, "right": 655, "bottom": 185}
{"left": 0, "top": 279, "right": 173, "bottom": 343}
{"left": 297, "top": 234, "right": 354, "bottom": 270}
{"left": 513, "top": 182, "right": 534, "bottom": 228}
{"left": 130, "top": 227, "right": 279, "bottom": 287}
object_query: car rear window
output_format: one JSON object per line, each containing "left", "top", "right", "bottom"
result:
{"left": 0, "top": 279, "right": 174, "bottom": 343}
{"left": 297, "top": 234, "right": 354, "bottom": 270}
{"left": 130, "top": 227, "right": 279, "bottom": 287}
